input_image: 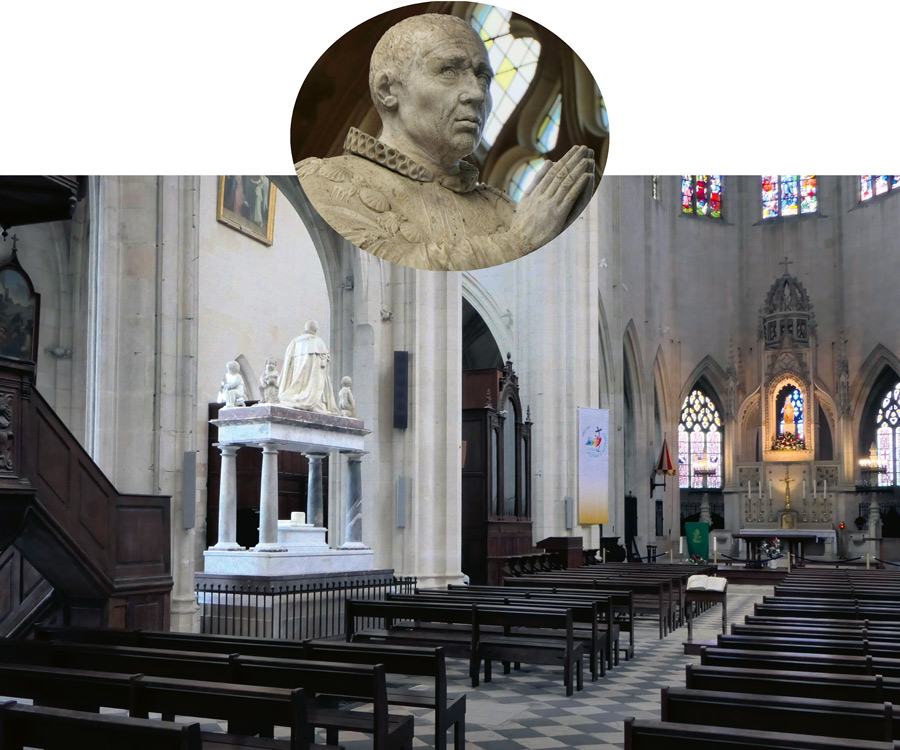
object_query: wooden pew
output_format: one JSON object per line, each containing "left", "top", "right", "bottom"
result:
{"left": 509, "top": 571, "right": 676, "bottom": 636}
{"left": 661, "top": 686, "right": 900, "bottom": 742}
{"left": 470, "top": 605, "right": 584, "bottom": 696}
{"left": 450, "top": 583, "right": 630, "bottom": 664}
{"left": 0, "top": 663, "right": 320, "bottom": 750}
{"left": 35, "top": 624, "right": 463, "bottom": 750}
{"left": 699, "top": 645, "right": 900, "bottom": 678}
{"left": 0, "top": 639, "right": 412, "bottom": 750}
{"left": 344, "top": 599, "right": 583, "bottom": 695}
{"left": 732, "top": 623, "right": 900, "bottom": 643}
{"left": 715, "top": 633, "right": 899, "bottom": 659}
{"left": 754, "top": 603, "right": 900, "bottom": 622}
{"left": 0, "top": 701, "right": 203, "bottom": 750}
{"left": 684, "top": 664, "right": 899, "bottom": 703}
{"left": 387, "top": 590, "right": 609, "bottom": 680}
{"left": 624, "top": 717, "right": 900, "bottom": 749}
{"left": 302, "top": 640, "right": 464, "bottom": 750}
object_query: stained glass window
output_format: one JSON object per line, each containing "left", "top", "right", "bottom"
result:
{"left": 779, "top": 388, "right": 804, "bottom": 440}
{"left": 876, "top": 382, "right": 900, "bottom": 487}
{"left": 536, "top": 94, "right": 562, "bottom": 152}
{"left": 800, "top": 176, "right": 817, "bottom": 214}
{"left": 507, "top": 93, "right": 563, "bottom": 201}
{"left": 470, "top": 5, "right": 541, "bottom": 148}
{"left": 681, "top": 176, "right": 723, "bottom": 218}
{"left": 509, "top": 157, "right": 544, "bottom": 201}
{"left": 780, "top": 176, "right": 799, "bottom": 216}
{"left": 761, "top": 176, "right": 818, "bottom": 219}
{"left": 677, "top": 389, "right": 722, "bottom": 489}
{"left": 860, "top": 175, "right": 900, "bottom": 202}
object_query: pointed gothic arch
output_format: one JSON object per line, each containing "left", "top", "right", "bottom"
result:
{"left": 678, "top": 358, "right": 727, "bottom": 490}
{"left": 853, "top": 346, "right": 900, "bottom": 463}
{"left": 851, "top": 344, "right": 900, "bottom": 425}
{"left": 678, "top": 355, "right": 728, "bottom": 409}
{"left": 461, "top": 273, "right": 514, "bottom": 364}
{"left": 622, "top": 320, "right": 645, "bottom": 424}
{"left": 652, "top": 346, "right": 671, "bottom": 428}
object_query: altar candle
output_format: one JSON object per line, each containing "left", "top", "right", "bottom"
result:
{"left": 758, "top": 481, "right": 762, "bottom": 498}
{"left": 824, "top": 479, "right": 827, "bottom": 497}
{"left": 803, "top": 479, "right": 807, "bottom": 500}
{"left": 713, "top": 537, "right": 717, "bottom": 552}
{"left": 813, "top": 480, "right": 817, "bottom": 499}
{"left": 679, "top": 537, "right": 683, "bottom": 555}
{"left": 768, "top": 479, "right": 772, "bottom": 499}
{"left": 747, "top": 480, "right": 751, "bottom": 499}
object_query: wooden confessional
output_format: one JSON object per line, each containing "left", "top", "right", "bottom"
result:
{"left": 461, "top": 357, "right": 533, "bottom": 585}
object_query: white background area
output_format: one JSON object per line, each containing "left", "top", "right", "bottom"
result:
{"left": 6, "top": 1, "right": 899, "bottom": 174}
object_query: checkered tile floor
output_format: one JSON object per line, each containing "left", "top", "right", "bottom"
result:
{"left": 4, "top": 584, "right": 770, "bottom": 749}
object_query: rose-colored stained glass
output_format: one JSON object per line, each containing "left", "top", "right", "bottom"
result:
{"left": 696, "top": 175, "right": 708, "bottom": 216}
{"left": 861, "top": 175, "right": 874, "bottom": 201}
{"left": 762, "top": 175, "right": 778, "bottom": 218}
{"left": 682, "top": 175, "right": 693, "bottom": 214}
{"left": 800, "top": 175, "right": 817, "bottom": 214}
{"left": 709, "top": 175, "right": 722, "bottom": 218}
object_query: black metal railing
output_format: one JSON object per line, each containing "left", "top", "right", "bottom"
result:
{"left": 195, "top": 575, "right": 417, "bottom": 640}
{"left": 859, "top": 498, "right": 900, "bottom": 538}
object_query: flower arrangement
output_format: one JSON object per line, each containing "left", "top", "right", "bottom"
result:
{"left": 772, "top": 433, "right": 806, "bottom": 451}
{"left": 759, "top": 537, "right": 783, "bottom": 559}
{"left": 688, "top": 552, "right": 707, "bottom": 565}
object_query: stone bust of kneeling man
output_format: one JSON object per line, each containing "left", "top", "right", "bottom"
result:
{"left": 296, "top": 13, "right": 595, "bottom": 272}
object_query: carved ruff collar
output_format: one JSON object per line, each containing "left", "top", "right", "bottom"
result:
{"left": 343, "top": 127, "right": 480, "bottom": 194}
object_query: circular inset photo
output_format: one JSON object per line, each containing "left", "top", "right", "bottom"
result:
{"left": 292, "top": 3, "right": 609, "bottom": 272}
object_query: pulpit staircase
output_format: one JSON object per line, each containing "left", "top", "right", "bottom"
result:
{"left": 0, "top": 359, "right": 172, "bottom": 635}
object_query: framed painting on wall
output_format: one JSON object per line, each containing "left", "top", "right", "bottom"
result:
{"left": 0, "top": 256, "right": 40, "bottom": 363}
{"left": 217, "top": 176, "right": 276, "bottom": 245}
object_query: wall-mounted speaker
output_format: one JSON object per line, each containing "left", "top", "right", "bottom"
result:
{"left": 393, "top": 351, "right": 409, "bottom": 429}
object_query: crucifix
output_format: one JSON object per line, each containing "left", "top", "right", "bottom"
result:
{"left": 780, "top": 256, "right": 793, "bottom": 275}
{"left": 783, "top": 467, "right": 792, "bottom": 510}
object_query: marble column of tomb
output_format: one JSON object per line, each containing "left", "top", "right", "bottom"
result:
{"left": 203, "top": 403, "right": 375, "bottom": 578}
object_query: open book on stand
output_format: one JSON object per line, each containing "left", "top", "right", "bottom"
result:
{"left": 686, "top": 574, "right": 727, "bottom": 592}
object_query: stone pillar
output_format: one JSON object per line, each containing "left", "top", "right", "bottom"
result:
{"left": 340, "top": 453, "right": 368, "bottom": 549}
{"left": 868, "top": 494, "right": 883, "bottom": 558}
{"left": 211, "top": 444, "right": 242, "bottom": 549}
{"left": 305, "top": 453, "right": 326, "bottom": 528}
{"left": 254, "top": 442, "right": 284, "bottom": 550}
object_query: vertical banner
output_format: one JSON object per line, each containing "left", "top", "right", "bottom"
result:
{"left": 578, "top": 407, "right": 609, "bottom": 524}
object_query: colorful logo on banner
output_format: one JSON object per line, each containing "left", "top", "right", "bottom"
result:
{"left": 582, "top": 424, "right": 608, "bottom": 458}
{"left": 578, "top": 407, "right": 609, "bottom": 524}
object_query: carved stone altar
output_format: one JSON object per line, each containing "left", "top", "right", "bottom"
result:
{"left": 204, "top": 404, "right": 373, "bottom": 576}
